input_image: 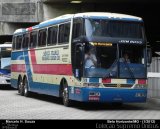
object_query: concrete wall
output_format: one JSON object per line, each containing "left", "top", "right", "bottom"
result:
{"left": 0, "top": 0, "right": 42, "bottom": 36}
{"left": 0, "top": 22, "right": 19, "bottom": 35}
{"left": 42, "top": 3, "right": 94, "bottom": 20}
{"left": 0, "top": 0, "right": 43, "bottom": 23}
{"left": 148, "top": 57, "right": 160, "bottom": 99}
{"left": 0, "top": 22, "right": 37, "bottom": 35}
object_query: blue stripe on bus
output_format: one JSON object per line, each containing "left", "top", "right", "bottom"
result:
{"left": 38, "top": 19, "right": 71, "bottom": 29}
{"left": 11, "top": 79, "right": 60, "bottom": 96}
{"left": 23, "top": 51, "right": 33, "bottom": 86}
{"left": 14, "top": 19, "right": 71, "bottom": 34}
{"left": 11, "top": 79, "right": 18, "bottom": 89}
{"left": 127, "top": 79, "right": 135, "bottom": 84}
{"left": 69, "top": 87, "right": 147, "bottom": 103}
{"left": 29, "top": 81, "right": 60, "bottom": 97}
{"left": 88, "top": 16, "right": 109, "bottom": 19}
{"left": 89, "top": 78, "right": 99, "bottom": 83}
{"left": 11, "top": 78, "right": 147, "bottom": 103}
{"left": 89, "top": 16, "right": 142, "bottom": 22}
{"left": 122, "top": 18, "right": 142, "bottom": 22}
{"left": 11, "top": 51, "right": 24, "bottom": 60}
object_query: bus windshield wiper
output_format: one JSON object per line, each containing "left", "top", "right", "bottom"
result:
{"left": 103, "top": 59, "right": 118, "bottom": 78}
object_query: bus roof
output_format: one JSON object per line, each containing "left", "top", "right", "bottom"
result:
{"left": 13, "top": 12, "right": 143, "bottom": 35}
{"left": 13, "top": 28, "right": 26, "bottom": 35}
{"left": 74, "top": 12, "right": 142, "bottom": 21}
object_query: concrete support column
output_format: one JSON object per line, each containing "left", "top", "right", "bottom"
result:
{"left": 0, "top": 0, "right": 42, "bottom": 23}
{"left": 42, "top": 3, "right": 95, "bottom": 20}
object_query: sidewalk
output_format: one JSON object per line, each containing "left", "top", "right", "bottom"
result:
{"left": 147, "top": 97, "right": 160, "bottom": 106}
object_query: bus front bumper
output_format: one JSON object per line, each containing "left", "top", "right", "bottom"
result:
{"left": 69, "top": 87, "right": 147, "bottom": 103}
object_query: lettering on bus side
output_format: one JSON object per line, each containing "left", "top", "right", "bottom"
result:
{"left": 42, "top": 50, "right": 60, "bottom": 60}
{"left": 62, "top": 54, "right": 69, "bottom": 62}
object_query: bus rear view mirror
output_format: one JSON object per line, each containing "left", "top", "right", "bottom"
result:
{"left": 147, "top": 48, "right": 152, "bottom": 66}
{"left": 72, "top": 36, "right": 87, "bottom": 43}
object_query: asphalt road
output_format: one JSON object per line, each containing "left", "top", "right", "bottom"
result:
{"left": 0, "top": 87, "right": 160, "bottom": 119}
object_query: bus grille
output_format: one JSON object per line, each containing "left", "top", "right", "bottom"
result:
{"left": 6, "top": 79, "right": 10, "bottom": 83}
{"left": 103, "top": 84, "right": 132, "bottom": 88}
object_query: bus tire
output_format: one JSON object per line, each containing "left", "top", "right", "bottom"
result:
{"left": 62, "top": 82, "right": 71, "bottom": 107}
{"left": 18, "top": 76, "right": 24, "bottom": 96}
{"left": 23, "top": 77, "right": 30, "bottom": 97}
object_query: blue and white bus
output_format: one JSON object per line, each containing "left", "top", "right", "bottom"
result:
{"left": 11, "top": 12, "right": 151, "bottom": 106}
{"left": 0, "top": 43, "right": 11, "bottom": 85}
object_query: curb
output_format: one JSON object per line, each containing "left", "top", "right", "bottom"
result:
{"left": 147, "top": 98, "right": 160, "bottom": 105}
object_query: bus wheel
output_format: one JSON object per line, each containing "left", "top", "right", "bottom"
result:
{"left": 62, "top": 82, "right": 71, "bottom": 107}
{"left": 24, "top": 78, "right": 30, "bottom": 97}
{"left": 18, "top": 77, "right": 24, "bottom": 96}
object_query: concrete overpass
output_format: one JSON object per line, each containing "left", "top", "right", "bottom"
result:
{"left": 0, "top": 0, "right": 160, "bottom": 100}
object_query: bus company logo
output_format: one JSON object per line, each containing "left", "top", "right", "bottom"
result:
{"left": 117, "top": 84, "right": 121, "bottom": 88}
{"left": 130, "top": 40, "right": 142, "bottom": 44}
{"left": 119, "top": 40, "right": 142, "bottom": 44}
{"left": 119, "top": 40, "right": 130, "bottom": 43}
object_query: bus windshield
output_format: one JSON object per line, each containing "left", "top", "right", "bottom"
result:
{"left": 119, "top": 45, "right": 145, "bottom": 78}
{"left": 85, "top": 44, "right": 117, "bottom": 78}
{"left": 84, "top": 44, "right": 146, "bottom": 79}
{"left": 85, "top": 19, "right": 143, "bottom": 39}
{"left": 0, "top": 47, "right": 11, "bottom": 71}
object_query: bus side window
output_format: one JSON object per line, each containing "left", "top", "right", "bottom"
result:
{"left": 47, "top": 26, "right": 58, "bottom": 46}
{"left": 12, "top": 36, "right": 16, "bottom": 50}
{"left": 22, "top": 33, "right": 29, "bottom": 49}
{"left": 16, "top": 35, "right": 22, "bottom": 50}
{"left": 30, "top": 32, "right": 37, "bottom": 48}
{"left": 72, "top": 18, "right": 84, "bottom": 40}
{"left": 38, "top": 29, "right": 47, "bottom": 47}
{"left": 58, "top": 22, "right": 70, "bottom": 44}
